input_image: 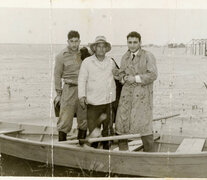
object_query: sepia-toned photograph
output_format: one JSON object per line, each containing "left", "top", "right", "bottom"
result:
{"left": 0, "top": 0, "right": 207, "bottom": 178}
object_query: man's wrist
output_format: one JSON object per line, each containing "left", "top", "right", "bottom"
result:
{"left": 120, "top": 75, "right": 127, "bottom": 84}
{"left": 79, "top": 96, "right": 86, "bottom": 100}
{"left": 123, "top": 75, "right": 127, "bottom": 81}
{"left": 56, "top": 89, "right": 62, "bottom": 96}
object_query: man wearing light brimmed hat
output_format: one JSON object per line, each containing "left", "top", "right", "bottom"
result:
{"left": 78, "top": 36, "right": 116, "bottom": 149}
{"left": 89, "top": 36, "right": 111, "bottom": 53}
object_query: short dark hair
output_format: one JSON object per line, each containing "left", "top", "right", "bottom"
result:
{"left": 67, "top": 30, "right": 80, "bottom": 40}
{"left": 127, "top": 31, "right": 141, "bottom": 42}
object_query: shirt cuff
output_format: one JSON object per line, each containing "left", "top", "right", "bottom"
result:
{"left": 56, "top": 89, "right": 62, "bottom": 96}
{"left": 120, "top": 77, "right": 125, "bottom": 84}
{"left": 135, "top": 75, "right": 142, "bottom": 83}
{"left": 78, "top": 90, "right": 86, "bottom": 99}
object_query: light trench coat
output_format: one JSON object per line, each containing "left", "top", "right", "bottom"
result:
{"left": 115, "top": 49, "right": 158, "bottom": 136}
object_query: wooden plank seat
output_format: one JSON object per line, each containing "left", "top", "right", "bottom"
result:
{"left": 128, "top": 140, "right": 143, "bottom": 151}
{"left": 176, "top": 138, "right": 205, "bottom": 153}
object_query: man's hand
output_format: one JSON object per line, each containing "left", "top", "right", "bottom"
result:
{"left": 54, "top": 95, "right": 61, "bottom": 106}
{"left": 112, "top": 67, "right": 119, "bottom": 76}
{"left": 79, "top": 97, "right": 87, "bottom": 109}
{"left": 125, "top": 75, "right": 136, "bottom": 84}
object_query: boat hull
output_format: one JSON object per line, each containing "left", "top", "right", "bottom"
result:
{"left": 0, "top": 134, "right": 207, "bottom": 177}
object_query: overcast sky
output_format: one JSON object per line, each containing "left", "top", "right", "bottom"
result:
{"left": 1, "top": 1, "right": 207, "bottom": 45}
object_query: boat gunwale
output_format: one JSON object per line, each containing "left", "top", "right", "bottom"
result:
{"left": 0, "top": 121, "right": 57, "bottom": 131}
{"left": 1, "top": 133, "right": 207, "bottom": 158}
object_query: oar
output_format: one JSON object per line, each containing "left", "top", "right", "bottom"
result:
{"left": 60, "top": 134, "right": 141, "bottom": 144}
{"left": 60, "top": 113, "right": 180, "bottom": 144}
{"left": 87, "top": 113, "right": 107, "bottom": 138}
{"left": 153, "top": 113, "right": 180, "bottom": 122}
{"left": 63, "top": 113, "right": 107, "bottom": 144}
{"left": 0, "top": 129, "right": 24, "bottom": 134}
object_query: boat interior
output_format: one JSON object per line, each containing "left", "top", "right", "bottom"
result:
{"left": 1, "top": 121, "right": 207, "bottom": 153}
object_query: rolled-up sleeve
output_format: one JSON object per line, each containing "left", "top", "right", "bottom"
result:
{"left": 78, "top": 60, "right": 88, "bottom": 99}
{"left": 54, "top": 55, "right": 63, "bottom": 92}
{"left": 139, "top": 52, "right": 158, "bottom": 85}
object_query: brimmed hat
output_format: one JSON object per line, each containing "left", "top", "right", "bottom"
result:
{"left": 89, "top": 36, "right": 111, "bottom": 53}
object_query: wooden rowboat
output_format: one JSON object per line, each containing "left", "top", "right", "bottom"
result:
{"left": 0, "top": 119, "right": 207, "bottom": 178}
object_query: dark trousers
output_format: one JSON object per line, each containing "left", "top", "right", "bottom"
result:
{"left": 118, "top": 134, "right": 154, "bottom": 152}
{"left": 141, "top": 134, "right": 154, "bottom": 152}
{"left": 87, "top": 103, "right": 114, "bottom": 149}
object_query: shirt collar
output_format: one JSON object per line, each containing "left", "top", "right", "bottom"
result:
{"left": 63, "top": 46, "right": 80, "bottom": 56}
{"left": 129, "top": 48, "right": 143, "bottom": 58}
{"left": 131, "top": 49, "right": 140, "bottom": 56}
{"left": 93, "top": 54, "right": 107, "bottom": 62}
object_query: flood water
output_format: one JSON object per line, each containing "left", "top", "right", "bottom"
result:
{"left": 1, "top": 44, "right": 207, "bottom": 177}
{"left": 0, "top": 154, "right": 137, "bottom": 177}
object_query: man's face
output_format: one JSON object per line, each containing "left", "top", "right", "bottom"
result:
{"left": 67, "top": 37, "right": 80, "bottom": 51}
{"left": 127, "top": 37, "right": 141, "bottom": 53}
{"left": 95, "top": 43, "right": 107, "bottom": 56}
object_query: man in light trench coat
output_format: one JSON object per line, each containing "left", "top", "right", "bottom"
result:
{"left": 114, "top": 31, "right": 158, "bottom": 152}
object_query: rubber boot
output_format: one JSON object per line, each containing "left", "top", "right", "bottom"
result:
{"left": 77, "top": 129, "right": 87, "bottom": 146}
{"left": 141, "top": 134, "right": 154, "bottom": 152}
{"left": 102, "top": 141, "right": 111, "bottom": 150}
{"left": 118, "top": 139, "right": 129, "bottom": 151}
{"left": 58, "top": 131, "right": 67, "bottom": 141}
{"left": 91, "top": 142, "right": 99, "bottom": 148}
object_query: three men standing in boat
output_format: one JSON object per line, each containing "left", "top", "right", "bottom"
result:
{"left": 54, "top": 30, "right": 158, "bottom": 152}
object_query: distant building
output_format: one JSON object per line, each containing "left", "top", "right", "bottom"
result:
{"left": 168, "top": 43, "right": 186, "bottom": 48}
{"left": 186, "top": 39, "right": 207, "bottom": 56}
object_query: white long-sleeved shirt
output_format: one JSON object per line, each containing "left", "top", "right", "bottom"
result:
{"left": 78, "top": 55, "right": 116, "bottom": 105}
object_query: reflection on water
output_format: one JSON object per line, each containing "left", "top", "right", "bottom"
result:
{"left": 0, "top": 154, "right": 136, "bottom": 177}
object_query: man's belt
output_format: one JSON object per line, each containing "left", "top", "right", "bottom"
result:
{"left": 64, "top": 79, "right": 78, "bottom": 86}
